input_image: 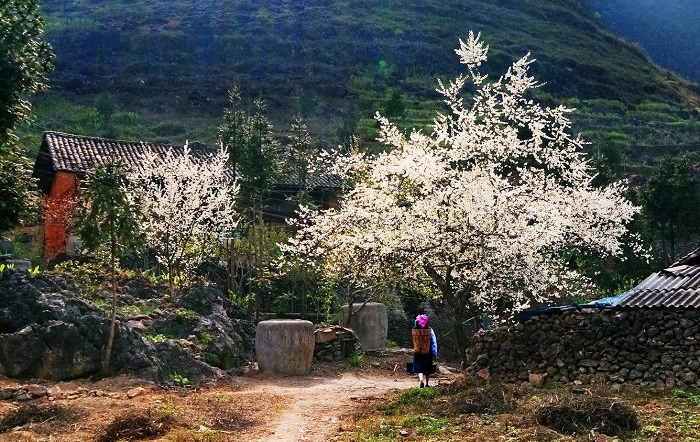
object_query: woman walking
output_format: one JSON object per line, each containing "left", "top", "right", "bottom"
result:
{"left": 411, "top": 314, "right": 438, "bottom": 388}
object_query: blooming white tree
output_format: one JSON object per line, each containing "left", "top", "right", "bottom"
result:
{"left": 128, "top": 143, "right": 238, "bottom": 294}
{"left": 284, "top": 32, "right": 640, "bottom": 354}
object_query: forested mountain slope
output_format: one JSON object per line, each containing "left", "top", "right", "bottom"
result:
{"left": 587, "top": 0, "right": 700, "bottom": 84}
{"left": 23, "top": 0, "right": 700, "bottom": 163}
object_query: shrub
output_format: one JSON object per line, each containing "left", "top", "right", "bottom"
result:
{"left": 199, "top": 331, "right": 213, "bottom": 346}
{"left": 203, "top": 352, "right": 220, "bottom": 366}
{"left": 175, "top": 308, "right": 195, "bottom": 321}
{"left": 53, "top": 260, "right": 105, "bottom": 300}
{"left": 169, "top": 372, "right": 190, "bottom": 387}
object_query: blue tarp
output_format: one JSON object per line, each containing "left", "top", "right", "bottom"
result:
{"left": 516, "top": 292, "right": 630, "bottom": 322}
{"left": 579, "top": 291, "right": 630, "bottom": 309}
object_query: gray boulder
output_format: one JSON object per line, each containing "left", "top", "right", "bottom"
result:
{"left": 0, "top": 269, "right": 254, "bottom": 383}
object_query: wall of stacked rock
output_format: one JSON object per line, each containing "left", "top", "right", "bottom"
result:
{"left": 465, "top": 308, "right": 700, "bottom": 388}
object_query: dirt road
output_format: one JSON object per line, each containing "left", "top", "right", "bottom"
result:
{"left": 242, "top": 368, "right": 417, "bottom": 441}
{"left": 0, "top": 353, "right": 458, "bottom": 441}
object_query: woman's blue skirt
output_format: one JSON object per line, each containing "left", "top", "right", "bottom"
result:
{"left": 410, "top": 354, "right": 436, "bottom": 375}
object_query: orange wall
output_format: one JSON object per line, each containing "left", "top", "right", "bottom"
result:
{"left": 326, "top": 192, "right": 340, "bottom": 211}
{"left": 43, "top": 172, "right": 77, "bottom": 260}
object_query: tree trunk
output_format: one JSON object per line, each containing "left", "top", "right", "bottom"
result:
{"left": 445, "top": 290, "right": 470, "bottom": 365}
{"left": 103, "top": 229, "right": 117, "bottom": 374}
{"left": 670, "top": 223, "right": 676, "bottom": 264}
{"left": 254, "top": 207, "right": 263, "bottom": 323}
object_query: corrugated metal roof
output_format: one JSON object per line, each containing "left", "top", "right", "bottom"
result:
{"left": 614, "top": 253, "right": 700, "bottom": 308}
{"left": 672, "top": 248, "right": 700, "bottom": 267}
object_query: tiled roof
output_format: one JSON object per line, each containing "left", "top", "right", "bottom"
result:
{"left": 39, "top": 131, "right": 215, "bottom": 174}
{"left": 36, "top": 131, "right": 342, "bottom": 188}
{"left": 614, "top": 249, "right": 700, "bottom": 308}
{"left": 276, "top": 167, "right": 342, "bottom": 189}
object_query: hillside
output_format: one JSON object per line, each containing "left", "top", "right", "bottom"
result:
{"left": 20, "top": 0, "right": 700, "bottom": 165}
{"left": 587, "top": 0, "right": 700, "bottom": 84}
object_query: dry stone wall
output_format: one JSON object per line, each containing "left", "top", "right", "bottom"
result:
{"left": 466, "top": 308, "right": 700, "bottom": 389}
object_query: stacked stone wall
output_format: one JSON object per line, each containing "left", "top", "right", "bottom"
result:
{"left": 466, "top": 308, "right": 700, "bottom": 388}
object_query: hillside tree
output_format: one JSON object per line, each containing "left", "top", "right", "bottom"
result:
{"left": 219, "top": 93, "right": 279, "bottom": 320}
{"left": 283, "top": 116, "right": 317, "bottom": 207}
{"left": 75, "top": 160, "right": 141, "bottom": 372}
{"left": 283, "top": 32, "right": 640, "bottom": 357}
{"left": 640, "top": 155, "right": 700, "bottom": 265}
{"left": 0, "top": 0, "right": 53, "bottom": 233}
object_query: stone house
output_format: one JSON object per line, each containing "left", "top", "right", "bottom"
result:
{"left": 32, "top": 131, "right": 340, "bottom": 260}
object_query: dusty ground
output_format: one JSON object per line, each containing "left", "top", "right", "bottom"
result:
{"left": 0, "top": 350, "right": 459, "bottom": 442}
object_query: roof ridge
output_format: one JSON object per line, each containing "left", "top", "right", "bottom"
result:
{"left": 44, "top": 131, "right": 181, "bottom": 148}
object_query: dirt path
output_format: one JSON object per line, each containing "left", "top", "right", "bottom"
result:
{"left": 0, "top": 354, "right": 459, "bottom": 442}
{"left": 242, "top": 369, "right": 417, "bottom": 441}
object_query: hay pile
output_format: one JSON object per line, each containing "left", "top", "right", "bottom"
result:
{"left": 0, "top": 404, "right": 70, "bottom": 432}
{"left": 536, "top": 393, "right": 638, "bottom": 436}
{"left": 438, "top": 379, "right": 526, "bottom": 415}
{"left": 97, "top": 408, "right": 174, "bottom": 442}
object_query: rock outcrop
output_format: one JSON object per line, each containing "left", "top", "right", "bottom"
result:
{"left": 0, "top": 269, "right": 254, "bottom": 383}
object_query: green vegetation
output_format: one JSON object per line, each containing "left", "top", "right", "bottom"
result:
{"left": 17, "top": 0, "right": 697, "bottom": 156}
{"left": 0, "top": 0, "right": 54, "bottom": 235}
{"left": 175, "top": 308, "right": 195, "bottom": 322}
{"left": 346, "top": 352, "right": 365, "bottom": 367}
{"left": 672, "top": 388, "right": 700, "bottom": 407}
{"left": 202, "top": 352, "right": 219, "bottom": 367}
{"left": 75, "top": 160, "right": 143, "bottom": 372}
{"left": 198, "top": 332, "right": 213, "bottom": 346}
{"left": 53, "top": 261, "right": 105, "bottom": 300}
{"left": 118, "top": 303, "right": 156, "bottom": 315}
{"left": 337, "top": 382, "right": 686, "bottom": 441}
{"left": 155, "top": 395, "right": 187, "bottom": 417}
{"left": 145, "top": 333, "right": 169, "bottom": 343}
{"left": 169, "top": 372, "right": 191, "bottom": 387}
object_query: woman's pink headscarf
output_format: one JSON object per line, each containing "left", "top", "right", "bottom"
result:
{"left": 416, "top": 314, "right": 429, "bottom": 329}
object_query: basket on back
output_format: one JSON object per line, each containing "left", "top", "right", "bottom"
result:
{"left": 412, "top": 328, "right": 432, "bottom": 355}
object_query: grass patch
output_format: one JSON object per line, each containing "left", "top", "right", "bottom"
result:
{"left": 401, "top": 415, "right": 446, "bottom": 435}
{"left": 672, "top": 388, "right": 700, "bottom": 406}
{"left": 346, "top": 352, "right": 364, "bottom": 367}
{"left": 395, "top": 386, "right": 438, "bottom": 404}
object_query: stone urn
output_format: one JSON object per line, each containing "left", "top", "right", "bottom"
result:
{"left": 255, "top": 319, "right": 314, "bottom": 375}
{"left": 339, "top": 302, "right": 388, "bottom": 351}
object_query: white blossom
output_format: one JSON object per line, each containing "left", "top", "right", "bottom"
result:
{"left": 283, "top": 34, "right": 639, "bottom": 347}
{"left": 127, "top": 143, "right": 238, "bottom": 286}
